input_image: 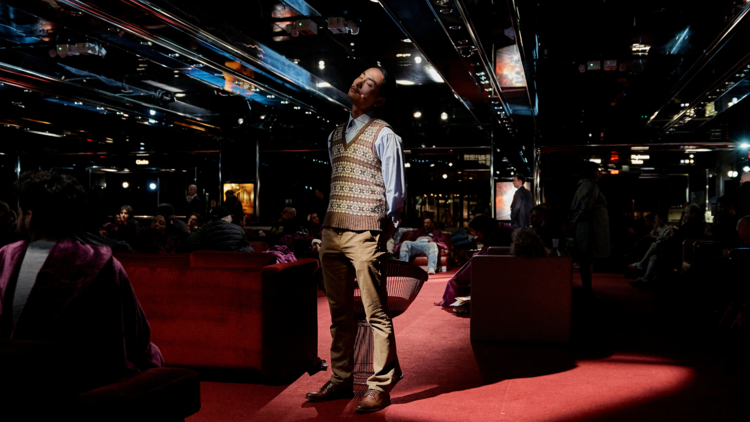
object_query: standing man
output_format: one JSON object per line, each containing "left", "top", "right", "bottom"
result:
{"left": 306, "top": 67, "right": 404, "bottom": 414}
{"left": 186, "top": 184, "right": 204, "bottom": 216}
{"left": 510, "top": 173, "right": 533, "bottom": 229}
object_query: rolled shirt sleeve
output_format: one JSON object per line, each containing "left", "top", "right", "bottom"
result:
{"left": 375, "top": 128, "right": 406, "bottom": 226}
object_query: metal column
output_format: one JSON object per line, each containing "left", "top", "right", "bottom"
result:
{"left": 490, "top": 121, "right": 496, "bottom": 218}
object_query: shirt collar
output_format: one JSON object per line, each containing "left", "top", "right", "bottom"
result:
{"left": 347, "top": 112, "right": 372, "bottom": 127}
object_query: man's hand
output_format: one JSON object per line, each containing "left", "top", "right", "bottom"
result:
{"left": 384, "top": 218, "right": 398, "bottom": 240}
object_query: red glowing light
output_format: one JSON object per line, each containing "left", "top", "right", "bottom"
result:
{"left": 87, "top": 138, "right": 93, "bottom": 142}
{"left": 86, "top": 152, "right": 93, "bottom": 155}
{"left": 99, "top": 155, "right": 106, "bottom": 158}
{"left": 610, "top": 170, "right": 620, "bottom": 175}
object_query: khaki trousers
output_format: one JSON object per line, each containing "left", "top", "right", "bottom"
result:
{"left": 320, "top": 227, "right": 399, "bottom": 392}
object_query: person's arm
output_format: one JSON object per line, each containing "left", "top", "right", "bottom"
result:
{"left": 375, "top": 128, "right": 405, "bottom": 235}
{"left": 434, "top": 230, "right": 448, "bottom": 251}
{"left": 113, "top": 258, "right": 164, "bottom": 369}
{"left": 510, "top": 190, "right": 521, "bottom": 227}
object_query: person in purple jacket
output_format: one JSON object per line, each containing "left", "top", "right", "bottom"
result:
{"left": 0, "top": 170, "right": 163, "bottom": 390}
{"left": 394, "top": 217, "right": 447, "bottom": 274}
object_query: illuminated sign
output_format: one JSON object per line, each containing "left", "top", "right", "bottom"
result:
{"left": 136, "top": 159, "right": 149, "bottom": 165}
{"left": 631, "top": 154, "right": 650, "bottom": 165}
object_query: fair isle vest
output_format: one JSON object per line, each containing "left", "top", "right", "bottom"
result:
{"left": 323, "top": 118, "right": 390, "bottom": 231}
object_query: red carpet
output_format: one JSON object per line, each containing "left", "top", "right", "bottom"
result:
{"left": 187, "top": 270, "right": 748, "bottom": 421}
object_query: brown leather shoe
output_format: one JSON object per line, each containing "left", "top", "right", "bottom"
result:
{"left": 355, "top": 389, "right": 391, "bottom": 413}
{"left": 305, "top": 381, "right": 354, "bottom": 402}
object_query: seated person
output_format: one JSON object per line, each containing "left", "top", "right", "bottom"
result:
{"left": 157, "top": 203, "right": 189, "bottom": 242}
{"left": 510, "top": 227, "right": 547, "bottom": 258}
{"left": 0, "top": 170, "right": 163, "bottom": 390}
{"left": 270, "top": 207, "right": 302, "bottom": 237}
{"left": 181, "top": 206, "right": 254, "bottom": 252}
{"left": 116, "top": 204, "right": 140, "bottom": 248}
{"left": 395, "top": 217, "right": 447, "bottom": 275}
{"left": 305, "top": 212, "right": 323, "bottom": 240}
{"left": 187, "top": 212, "right": 204, "bottom": 233}
{"left": 628, "top": 212, "right": 674, "bottom": 287}
{"left": 436, "top": 215, "right": 504, "bottom": 314}
{"left": 135, "top": 214, "right": 178, "bottom": 254}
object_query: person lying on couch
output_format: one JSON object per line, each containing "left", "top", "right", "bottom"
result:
{"left": 395, "top": 217, "right": 447, "bottom": 275}
{"left": 0, "top": 170, "right": 164, "bottom": 390}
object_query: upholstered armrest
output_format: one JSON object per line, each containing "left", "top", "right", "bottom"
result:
{"left": 78, "top": 368, "right": 201, "bottom": 420}
{"left": 260, "top": 258, "right": 320, "bottom": 384}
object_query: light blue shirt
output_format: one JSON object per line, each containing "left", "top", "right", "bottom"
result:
{"left": 327, "top": 113, "right": 406, "bottom": 225}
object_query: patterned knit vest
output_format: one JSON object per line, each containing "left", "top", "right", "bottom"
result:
{"left": 323, "top": 118, "right": 390, "bottom": 231}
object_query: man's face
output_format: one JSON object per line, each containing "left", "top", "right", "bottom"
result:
{"left": 654, "top": 215, "right": 663, "bottom": 227}
{"left": 513, "top": 177, "right": 522, "bottom": 189}
{"left": 423, "top": 218, "right": 434, "bottom": 232}
{"left": 188, "top": 215, "right": 198, "bottom": 230}
{"left": 348, "top": 68, "right": 385, "bottom": 112}
{"left": 188, "top": 185, "right": 197, "bottom": 196}
{"left": 310, "top": 213, "right": 320, "bottom": 225}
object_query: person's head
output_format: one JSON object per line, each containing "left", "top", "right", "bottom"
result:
{"left": 423, "top": 217, "right": 434, "bottom": 232}
{"left": 15, "top": 170, "right": 86, "bottom": 241}
{"left": 737, "top": 216, "right": 750, "bottom": 246}
{"left": 280, "top": 207, "right": 296, "bottom": 221}
{"left": 348, "top": 67, "right": 395, "bottom": 114}
{"left": 654, "top": 211, "right": 667, "bottom": 227}
{"left": 468, "top": 215, "right": 498, "bottom": 240}
{"left": 513, "top": 174, "right": 526, "bottom": 189}
{"left": 114, "top": 214, "right": 122, "bottom": 224}
{"left": 187, "top": 212, "right": 204, "bottom": 231}
{"left": 150, "top": 214, "right": 167, "bottom": 233}
{"left": 233, "top": 212, "right": 245, "bottom": 227}
{"left": 582, "top": 162, "right": 602, "bottom": 181}
{"left": 309, "top": 213, "right": 320, "bottom": 225}
{"left": 210, "top": 199, "right": 217, "bottom": 208}
{"left": 529, "top": 205, "right": 548, "bottom": 228}
{"left": 225, "top": 190, "right": 235, "bottom": 198}
{"left": 119, "top": 205, "right": 134, "bottom": 223}
{"left": 741, "top": 172, "right": 750, "bottom": 183}
{"left": 188, "top": 184, "right": 197, "bottom": 196}
{"left": 211, "top": 206, "right": 232, "bottom": 223}
{"left": 314, "top": 189, "right": 325, "bottom": 200}
{"left": 511, "top": 228, "right": 547, "bottom": 258}
{"left": 683, "top": 203, "right": 703, "bottom": 223}
{"left": 644, "top": 214, "right": 655, "bottom": 224}
{"left": 157, "top": 203, "right": 176, "bottom": 219}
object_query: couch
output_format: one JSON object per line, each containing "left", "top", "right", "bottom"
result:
{"left": 0, "top": 339, "right": 201, "bottom": 421}
{"left": 116, "top": 251, "right": 319, "bottom": 385}
{"left": 471, "top": 255, "right": 573, "bottom": 343}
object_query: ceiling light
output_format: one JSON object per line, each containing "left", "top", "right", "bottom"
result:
{"left": 448, "top": 162, "right": 453, "bottom": 167}
{"left": 396, "top": 53, "right": 412, "bottom": 57}
{"left": 238, "top": 117, "right": 245, "bottom": 124}
{"left": 317, "top": 82, "right": 331, "bottom": 88}
{"left": 122, "top": 182, "right": 129, "bottom": 188}
{"left": 414, "top": 56, "right": 422, "bottom": 64}
{"left": 442, "top": 174, "right": 448, "bottom": 179}
{"left": 440, "top": 112, "right": 448, "bottom": 120}
{"left": 259, "top": 115, "right": 266, "bottom": 120}
{"left": 175, "top": 93, "right": 186, "bottom": 97}
{"left": 413, "top": 111, "right": 422, "bottom": 118}
{"left": 740, "top": 143, "right": 750, "bottom": 149}
{"left": 318, "top": 60, "right": 325, "bottom": 69}
{"left": 402, "top": 38, "right": 412, "bottom": 43}
{"left": 430, "top": 163, "right": 435, "bottom": 167}
{"left": 405, "top": 162, "right": 411, "bottom": 168}
{"left": 396, "top": 80, "right": 415, "bottom": 85}
{"left": 149, "top": 109, "right": 156, "bottom": 115}
{"left": 149, "top": 183, "right": 157, "bottom": 190}
{"left": 743, "top": 166, "right": 750, "bottom": 172}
